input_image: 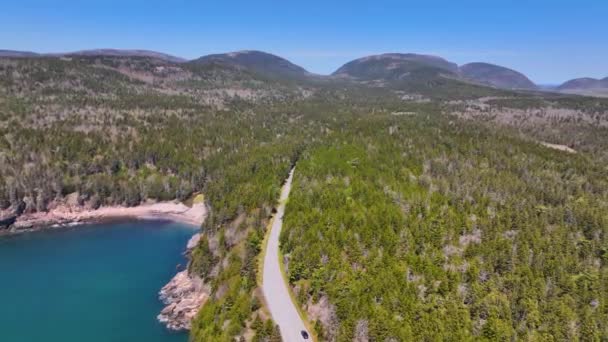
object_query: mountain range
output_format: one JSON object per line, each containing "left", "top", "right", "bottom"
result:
{"left": 1, "top": 48, "right": 605, "bottom": 95}
{"left": 331, "top": 53, "right": 536, "bottom": 90}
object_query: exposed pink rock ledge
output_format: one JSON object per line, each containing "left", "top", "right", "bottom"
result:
{"left": 157, "top": 268, "right": 210, "bottom": 330}
{"left": 10, "top": 201, "right": 207, "bottom": 232}
{"left": 157, "top": 232, "right": 210, "bottom": 331}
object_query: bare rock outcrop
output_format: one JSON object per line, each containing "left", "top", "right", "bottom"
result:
{"left": 157, "top": 232, "right": 209, "bottom": 331}
{"left": 157, "top": 270, "right": 209, "bottom": 330}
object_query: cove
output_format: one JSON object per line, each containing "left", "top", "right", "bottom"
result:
{"left": 0, "top": 220, "right": 195, "bottom": 342}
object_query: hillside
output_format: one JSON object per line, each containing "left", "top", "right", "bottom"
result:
{"left": 332, "top": 53, "right": 540, "bottom": 96}
{"left": 459, "top": 62, "right": 537, "bottom": 89}
{"left": 557, "top": 77, "right": 608, "bottom": 97}
{"left": 0, "top": 50, "right": 40, "bottom": 57}
{"left": 332, "top": 53, "right": 458, "bottom": 81}
{"left": 0, "top": 48, "right": 186, "bottom": 63}
{"left": 62, "top": 49, "right": 187, "bottom": 63}
{"left": 556, "top": 77, "right": 608, "bottom": 97}
{"left": 192, "top": 50, "right": 314, "bottom": 80}
{"left": 0, "top": 54, "right": 315, "bottom": 114}
{"left": 559, "top": 77, "right": 608, "bottom": 90}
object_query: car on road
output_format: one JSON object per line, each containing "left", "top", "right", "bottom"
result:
{"left": 301, "top": 330, "right": 309, "bottom": 339}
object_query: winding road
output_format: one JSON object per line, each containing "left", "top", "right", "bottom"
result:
{"left": 262, "top": 167, "right": 310, "bottom": 341}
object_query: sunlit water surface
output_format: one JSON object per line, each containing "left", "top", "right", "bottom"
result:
{"left": 0, "top": 220, "right": 195, "bottom": 342}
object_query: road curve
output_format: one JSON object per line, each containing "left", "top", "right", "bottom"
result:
{"left": 262, "top": 167, "right": 309, "bottom": 341}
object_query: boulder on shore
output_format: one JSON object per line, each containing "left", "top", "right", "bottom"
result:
{"left": 0, "top": 215, "right": 17, "bottom": 229}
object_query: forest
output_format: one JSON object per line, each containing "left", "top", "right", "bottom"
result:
{"left": 282, "top": 112, "right": 608, "bottom": 341}
{"left": 1, "top": 55, "right": 607, "bottom": 341}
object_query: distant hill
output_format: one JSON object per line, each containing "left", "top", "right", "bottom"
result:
{"left": 0, "top": 49, "right": 186, "bottom": 63}
{"left": 459, "top": 62, "right": 537, "bottom": 89}
{"left": 330, "top": 53, "right": 511, "bottom": 99}
{"left": 332, "top": 53, "right": 458, "bottom": 81}
{"left": 558, "top": 77, "right": 608, "bottom": 90}
{"left": 0, "top": 49, "right": 40, "bottom": 58}
{"left": 557, "top": 77, "right": 608, "bottom": 97}
{"left": 191, "top": 50, "right": 313, "bottom": 80}
{"left": 332, "top": 53, "right": 538, "bottom": 91}
{"left": 0, "top": 52, "right": 320, "bottom": 114}
{"left": 60, "top": 49, "right": 186, "bottom": 63}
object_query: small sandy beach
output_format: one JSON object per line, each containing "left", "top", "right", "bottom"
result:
{"left": 5, "top": 201, "right": 207, "bottom": 234}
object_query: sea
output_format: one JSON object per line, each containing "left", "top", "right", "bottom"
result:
{"left": 0, "top": 220, "right": 196, "bottom": 342}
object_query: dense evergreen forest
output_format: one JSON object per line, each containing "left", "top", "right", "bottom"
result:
{"left": 282, "top": 113, "right": 608, "bottom": 340}
{"left": 1, "top": 55, "right": 607, "bottom": 341}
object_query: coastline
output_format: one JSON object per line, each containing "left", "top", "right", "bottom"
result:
{"left": 0, "top": 198, "right": 210, "bottom": 332}
{"left": 156, "top": 209, "right": 210, "bottom": 331}
{"left": 1, "top": 201, "right": 206, "bottom": 236}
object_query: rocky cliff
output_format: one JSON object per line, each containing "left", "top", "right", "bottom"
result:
{"left": 157, "top": 233, "right": 210, "bottom": 330}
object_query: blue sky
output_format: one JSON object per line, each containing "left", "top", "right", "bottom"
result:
{"left": 2, "top": 0, "right": 607, "bottom": 84}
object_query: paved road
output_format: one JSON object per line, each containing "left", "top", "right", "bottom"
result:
{"left": 262, "top": 167, "right": 310, "bottom": 341}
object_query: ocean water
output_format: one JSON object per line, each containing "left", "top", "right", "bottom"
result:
{"left": 0, "top": 220, "right": 196, "bottom": 342}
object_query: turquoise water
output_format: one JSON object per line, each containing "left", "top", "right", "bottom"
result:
{"left": 0, "top": 220, "right": 196, "bottom": 342}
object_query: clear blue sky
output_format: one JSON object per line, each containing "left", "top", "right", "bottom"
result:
{"left": 2, "top": 0, "right": 607, "bottom": 84}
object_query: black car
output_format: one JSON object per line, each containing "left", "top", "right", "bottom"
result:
{"left": 301, "top": 330, "right": 309, "bottom": 339}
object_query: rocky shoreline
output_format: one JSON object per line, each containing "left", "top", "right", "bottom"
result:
{"left": 0, "top": 195, "right": 210, "bottom": 331}
{"left": 0, "top": 200, "right": 207, "bottom": 236}
{"left": 157, "top": 233, "right": 210, "bottom": 330}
